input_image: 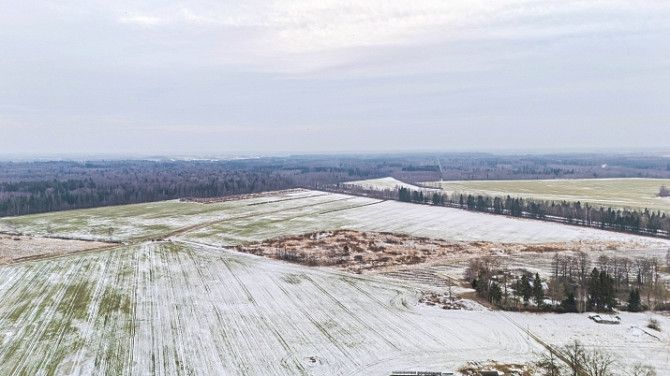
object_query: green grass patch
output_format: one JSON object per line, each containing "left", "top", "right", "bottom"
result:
{"left": 424, "top": 178, "right": 670, "bottom": 212}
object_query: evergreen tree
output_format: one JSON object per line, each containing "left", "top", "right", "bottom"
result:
{"left": 628, "top": 288, "right": 642, "bottom": 312}
{"left": 517, "top": 274, "right": 532, "bottom": 304}
{"left": 588, "top": 267, "right": 602, "bottom": 309}
{"left": 533, "top": 273, "right": 545, "bottom": 305}
{"left": 588, "top": 267, "right": 616, "bottom": 311}
{"left": 599, "top": 270, "right": 616, "bottom": 310}
{"left": 562, "top": 291, "right": 578, "bottom": 312}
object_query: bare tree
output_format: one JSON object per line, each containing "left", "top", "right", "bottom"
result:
{"left": 630, "top": 362, "right": 657, "bottom": 376}
{"left": 597, "top": 254, "right": 610, "bottom": 274}
{"left": 536, "top": 349, "right": 564, "bottom": 376}
{"left": 562, "top": 340, "right": 586, "bottom": 376}
{"left": 621, "top": 257, "right": 631, "bottom": 288}
{"left": 582, "top": 347, "right": 615, "bottom": 376}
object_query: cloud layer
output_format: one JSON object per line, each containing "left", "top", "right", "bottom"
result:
{"left": 1, "top": 0, "right": 669, "bottom": 156}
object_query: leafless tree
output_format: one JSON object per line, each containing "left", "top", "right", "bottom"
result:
{"left": 581, "top": 347, "right": 615, "bottom": 376}
{"left": 562, "top": 340, "right": 586, "bottom": 376}
{"left": 536, "top": 349, "right": 564, "bottom": 376}
{"left": 597, "top": 254, "right": 610, "bottom": 274}
{"left": 630, "top": 362, "right": 657, "bottom": 376}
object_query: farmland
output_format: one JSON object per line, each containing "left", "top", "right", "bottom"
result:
{"left": 0, "top": 189, "right": 669, "bottom": 374}
{"left": 422, "top": 178, "right": 670, "bottom": 213}
{"left": 342, "top": 177, "right": 437, "bottom": 192}
{"left": 1, "top": 241, "right": 668, "bottom": 375}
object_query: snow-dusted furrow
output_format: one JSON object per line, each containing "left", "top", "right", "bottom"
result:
{"left": 0, "top": 241, "right": 668, "bottom": 374}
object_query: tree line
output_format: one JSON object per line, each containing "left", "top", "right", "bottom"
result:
{"left": 0, "top": 161, "right": 294, "bottom": 217}
{"left": 332, "top": 185, "right": 670, "bottom": 239}
{"left": 465, "top": 249, "right": 670, "bottom": 313}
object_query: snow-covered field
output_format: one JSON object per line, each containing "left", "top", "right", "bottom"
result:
{"left": 3, "top": 190, "right": 668, "bottom": 249}
{"left": 343, "top": 177, "right": 437, "bottom": 192}
{"left": 0, "top": 242, "right": 666, "bottom": 375}
{"left": 179, "top": 198, "right": 670, "bottom": 249}
{"left": 1, "top": 189, "right": 669, "bottom": 374}
{"left": 0, "top": 234, "right": 110, "bottom": 264}
{"left": 0, "top": 190, "right": 335, "bottom": 242}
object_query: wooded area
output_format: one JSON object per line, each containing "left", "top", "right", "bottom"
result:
{"left": 1, "top": 153, "right": 669, "bottom": 222}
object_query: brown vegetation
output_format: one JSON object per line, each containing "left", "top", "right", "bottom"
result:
{"left": 234, "top": 230, "right": 624, "bottom": 275}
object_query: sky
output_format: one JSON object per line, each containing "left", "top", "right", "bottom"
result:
{"left": 1, "top": 0, "right": 669, "bottom": 157}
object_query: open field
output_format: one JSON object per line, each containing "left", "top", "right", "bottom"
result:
{"left": 343, "top": 177, "right": 437, "bottom": 192}
{"left": 177, "top": 195, "right": 670, "bottom": 248}
{"left": 423, "top": 178, "right": 670, "bottom": 213}
{"left": 1, "top": 189, "right": 670, "bottom": 374}
{"left": 0, "top": 235, "right": 111, "bottom": 265}
{"left": 0, "top": 189, "right": 337, "bottom": 242}
{"left": 3, "top": 189, "right": 667, "bottom": 248}
{"left": 0, "top": 242, "right": 539, "bottom": 375}
{"left": 0, "top": 242, "right": 668, "bottom": 375}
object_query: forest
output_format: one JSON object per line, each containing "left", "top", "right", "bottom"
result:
{"left": 1, "top": 152, "right": 670, "bottom": 218}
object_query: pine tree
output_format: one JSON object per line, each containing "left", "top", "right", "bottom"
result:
{"left": 562, "top": 291, "right": 578, "bottom": 312}
{"left": 628, "top": 288, "right": 642, "bottom": 312}
{"left": 588, "top": 267, "right": 601, "bottom": 310}
{"left": 533, "top": 273, "right": 545, "bottom": 306}
{"left": 518, "top": 274, "right": 532, "bottom": 304}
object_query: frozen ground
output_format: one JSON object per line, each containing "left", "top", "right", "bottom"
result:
{"left": 1, "top": 190, "right": 669, "bottom": 374}
{"left": 0, "top": 190, "right": 334, "bottom": 242}
{"left": 3, "top": 190, "right": 668, "bottom": 249}
{"left": 178, "top": 197, "right": 670, "bottom": 249}
{"left": 0, "top": 234, "right": 110, "bottom": 264}
{"left": 343, "top": 177, "right": 437, "bottom": 192}
{"left": 0, "top": 242, "right": 666, "bottom": 375}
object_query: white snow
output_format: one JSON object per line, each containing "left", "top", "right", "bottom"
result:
{"left": 343, "top": 177, "right": 438, "bottom": 192}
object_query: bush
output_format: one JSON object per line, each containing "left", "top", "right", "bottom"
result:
{"left": 648, "top": 317, "right": 661, "bottom": 332}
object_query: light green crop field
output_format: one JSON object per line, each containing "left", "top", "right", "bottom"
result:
{"left": 0, "top": 190, "right": 338, "bottom": 242}
{"left": 423, "top": 178, "right": 670, "bottom": 212}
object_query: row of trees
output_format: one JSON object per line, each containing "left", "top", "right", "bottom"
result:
{"left": 465, "top": 250, "right": 670, "bottom": 312}
{"left": 392, "top": 187, "right": 670, "bottom": 239}
{"left": 537, "top": 340, "right": 657, "bottom": 376}
{"left": 550, "top": 251, "right": 670, "bottom": 312}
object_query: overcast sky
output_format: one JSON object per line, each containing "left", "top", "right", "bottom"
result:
{"left": 1, "top": 0, "right": 669, "bottom": 157}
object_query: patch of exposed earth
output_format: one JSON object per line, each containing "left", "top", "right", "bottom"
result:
{"left": 235, "top": 230, "right": 645, "bottom": 275}
{"left": 0, "top": 234, "right": 113, "bottom": 264}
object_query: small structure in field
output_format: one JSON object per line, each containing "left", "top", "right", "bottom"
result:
{"left": 588, "top": 314, "right": 621, "bottom": 324}
{"left": 479, "top": 371, "right": 503, "bottom": 376}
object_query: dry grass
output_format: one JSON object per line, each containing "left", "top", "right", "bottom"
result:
{"left": 234, "top": 230, "right": 623, "bottom": 275}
